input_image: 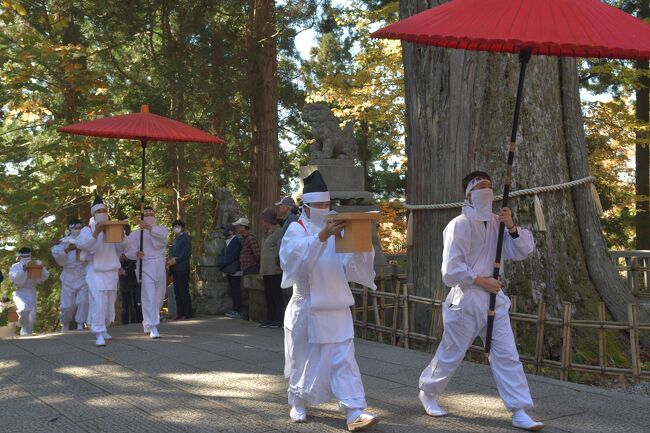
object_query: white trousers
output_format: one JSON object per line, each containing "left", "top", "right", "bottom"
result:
{"left": 140, "top": 259, "right": 167, "bottom": 332}
{"left": 419, "top": 300, "right": 533, "bottom": 411}
{"left": 13, "top": 290, "right": 36, "bottom": 334}
{"left": 86, "top": 266, "right": 118, "bottom": 335}
{"left": 284, "top": 295, "right": 367, "bottom": 409}
{"left": 59, "top": 281, "right": 89, "bottom": 325}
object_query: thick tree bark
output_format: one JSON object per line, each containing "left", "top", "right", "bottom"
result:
{"left": 248, "top": 0, "right": 280, "bottom": 239}
{"left": 635, "top": 1, "right": 649, "bottom": 250}
{"left": 400, "top": 0, "right": 649, "bottom": 325}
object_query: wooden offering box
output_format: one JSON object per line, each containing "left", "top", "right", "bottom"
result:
{"left": 331, "top": 212, "right": 380, "bottom": 253}
{"left": 7, "top": 311, "right": 18, "bottom": 322}
{"left": 103, "top": 221, "right": 128, "bottom": 243}
{"left": 24, "top": 263, "right": 44, "bottom": 279}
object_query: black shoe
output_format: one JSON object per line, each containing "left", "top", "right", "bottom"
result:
{"left": 269, "top": 321, "right": 283, "bottom": 329}
{"left": 258, "top": 321, "right": 272, "bottom": 328}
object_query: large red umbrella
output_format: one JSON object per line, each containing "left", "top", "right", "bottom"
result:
{"left": 372, "top": 0, "right": 650, "bottom": 352}
{"left": 59, "top": 104, "right": 224, "bottom": 285}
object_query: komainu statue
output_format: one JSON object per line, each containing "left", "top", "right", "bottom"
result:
{"left": 301, "top": 103, "right": 357, "bottom": 160}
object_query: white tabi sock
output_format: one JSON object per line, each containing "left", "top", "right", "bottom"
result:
{"left": 512, "top": 409, "right": 544, "bottom": 431}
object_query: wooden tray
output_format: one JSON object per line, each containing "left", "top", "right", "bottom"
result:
{"left": 330, "top": 212, "right": 380, "bottom": 253}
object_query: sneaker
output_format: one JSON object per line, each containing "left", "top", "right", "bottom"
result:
{"left": 172, "top": 315, "right": 186, "bottom": 321}
{"left": 61, "top": 323, "right": 69, "bottom": 333}
{"left": 269, "top": 321, "right": 283, "bottom": 329}
{"left": 347, "top": 413, "right": 379, "bottom": 432}
{"left": 289, "top": 405, "right": 307, "bottom": 423}
{"left": 225, "top": 311, "right": 242, "bottom": 319}
{"left": 150, "top": 327, "right": 161, "bottom": 339}
{"left": 102, "top": 332, "right": 112, "bottom": 340}
{"left": 512, "top": 409, "right": 544, "bottom": 431}
{"left": 19, "top": 328, "right": 32, "bottom": 336}
{"left": 258, "top": 321, "right": 272, "bottom": 328}
{"left": 419, "top": 390, "right": 447, "bottom": 417}
{"left": 95, "top": 334, "right": 106, "bottom": 347}
{"left": 76, "top": 323, "right": 85, "bottom": 331}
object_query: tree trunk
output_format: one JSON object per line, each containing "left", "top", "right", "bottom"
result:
{"left": 400, "top": 0, "right": 649, "bottom": 325}
{"left": 635, "top": 1, "right": 650, "bottom": 250}
{"left": 248, "top": 0, "right": 280, "bottom": 239}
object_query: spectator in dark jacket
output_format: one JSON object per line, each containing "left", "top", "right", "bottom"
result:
{"left": 168, "top": 220, "right": 193, "bottom": 320}
{"left": 220, "top": 224, "right": 243, "bottom": 319}
{"left": 259, "top": 208, "right": 284, "bottom": 328}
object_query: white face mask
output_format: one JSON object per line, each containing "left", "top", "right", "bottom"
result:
{"left": 70, "top": 228, "right": 81, "bottom": 238}
{"left": 144, "top": 216, "right": 156, "bottom": 226}
{"left": 94, "top": 213, "right": 109, "bottom": 223}
{"left": 173, "top": 226, "right": 182, "bottom": 234}
{"left": 305, "top": 204, "right": 331, "bottom": 232}
{"left": 470, "top": 188, "right": 494, "bottom": 221}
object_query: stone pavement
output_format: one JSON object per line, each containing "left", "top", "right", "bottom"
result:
{"left": 1, "top": 317, "right": 649, "bottom": 433}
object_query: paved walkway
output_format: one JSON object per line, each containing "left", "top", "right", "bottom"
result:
{"left": 1, "top": 317, "right": 649, "bottom": 433}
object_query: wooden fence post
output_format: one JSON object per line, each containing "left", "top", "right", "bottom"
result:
{"left": 628, "top": 303, "right": 642, "bottom": 384}
{"left": 391, "top": 280, "right": 400, "bottom": 346}
{"left": 362, "top": 286, "right": 368, "bottom": 340}
{"left": 598, "top": 302, "right": 607, "bottom": 375}
{"left": 403, "top": 283, "right": 410, "bottom": 349}
{"left": 534, "top": 303, "right": 546, "bottom": 375}
{"left": 560, "top": 302, "right": 573, "bottom": 381}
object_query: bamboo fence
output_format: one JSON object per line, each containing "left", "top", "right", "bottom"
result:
{"left": 350, "top": 265, "right": 650, "bottom": 384}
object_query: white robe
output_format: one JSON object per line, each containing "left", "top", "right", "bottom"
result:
{"left": 125, "top": 225, "right": 168, "bottom": 332}
{"left": 280, "top": 216, "right": 375, "bottom": 409}
{"left": 75, "top": 223, "right": 127, "bottom": 334}
{"left": 419, "top": 206, "right": 536, "bottom": 411}
{"left": 9, "top": 261, "right": 49, "bottom": 335}
{"left": 52, "top": 236, "right": 89, "bottom": 325}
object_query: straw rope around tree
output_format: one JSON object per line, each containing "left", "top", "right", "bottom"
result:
{"left": 404, "top": 176, "right": 602, "bottom": 238}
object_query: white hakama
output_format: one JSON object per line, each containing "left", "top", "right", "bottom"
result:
{"left": 280, "top": 217, "right": 375, "bottom": 411}
{"left": 419, "top": 208, "right": 536, "bottom": 411}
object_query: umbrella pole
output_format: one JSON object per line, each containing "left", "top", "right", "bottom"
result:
{"left": 485, "top": 50, "right": 531, "bottom": 354}
{"left": 139, "top": 140, "right": 146, "bottom": 302}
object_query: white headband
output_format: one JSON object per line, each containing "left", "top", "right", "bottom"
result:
{"left": 465, "top": 178, "right": 491, "bottom": 197}
{"left": 91, "top": 203, "right": 107, "bottom": 214}
{"left": 303, "top": 191, "right": 330, "bottom": 204}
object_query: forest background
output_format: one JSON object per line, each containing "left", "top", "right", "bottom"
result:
{"left": 0, "top": 0, "right": 646, "bottom": 332}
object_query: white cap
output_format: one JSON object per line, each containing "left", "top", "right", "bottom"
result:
{"left": 233, "top": 217, "right": 250, "bottom": 227}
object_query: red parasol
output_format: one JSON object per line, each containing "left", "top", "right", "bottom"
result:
{"left": 372, "top": 0, "right": 650, "bottom": 352}
{"left": 59, "top": 104, "right": 224, "bottom": 285}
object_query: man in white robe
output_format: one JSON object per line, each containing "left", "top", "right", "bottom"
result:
{"left": 75, "top": 196, "right": 128, "bottom": 347}
{"left": 418, "top": 171, "right": 544, "bottom": 431}
{"left": 280, "top": 170, "right": 380, "bottom": 432}
{"left": 125, "top": 206, "right": 168, "bottom": 339}
{"left": 52, "top": 219, "right": 89, "bottom": 332}
{"left": 9, "top": 247, "right": 49, "bottom": 336}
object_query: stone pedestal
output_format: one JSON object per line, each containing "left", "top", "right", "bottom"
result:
{"left": 302, "top": 159, "right": 373, "bottom": 204}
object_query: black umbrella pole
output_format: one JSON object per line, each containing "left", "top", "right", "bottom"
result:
{"left": 485, "top": 50, "right": 531, "bottom": 354}
{"left": 139, "top": 140, "right": 146, "bottom": 288}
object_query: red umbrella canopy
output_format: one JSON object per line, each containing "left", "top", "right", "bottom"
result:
{"left": 372, "top": 0, "right": 650, "bottom": 60}
{"left": 58, "top": 105, "right": 224, "bottom": 144}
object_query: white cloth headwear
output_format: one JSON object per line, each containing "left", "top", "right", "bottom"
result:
{"left": 91, "top": 203, "right": 107, "bottom": 214}
{"left": 465, "top": 177, "right": 488, "bottom": 197}
{"left": 302, "top": 191, "right": 330, "bottom": 204}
